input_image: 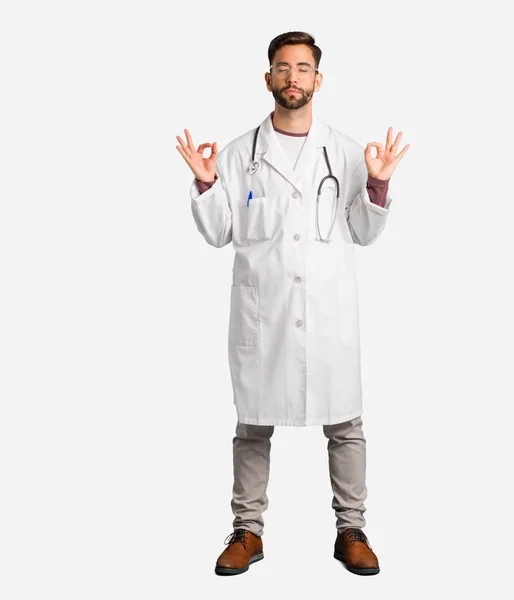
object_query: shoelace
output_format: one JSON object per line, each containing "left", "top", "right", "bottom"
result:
{"left": 224, "top": 529, "right": 249, "bottom": 550}
{"left": 345, "top": 528, "right": 373, "bottom": 550}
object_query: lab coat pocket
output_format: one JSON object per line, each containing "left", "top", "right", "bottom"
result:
{"left": 238, "top": 196, "right": 272, "bottom": 243}
{"left": 228, "top": 285, "right": 260, "bottom": 347}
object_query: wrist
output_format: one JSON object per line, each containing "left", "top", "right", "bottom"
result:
{"left": 367, "top": 173, "right": 389, "bottom": 184}
{"left": 195, "top": 174, "right": 218, "bottom": 184}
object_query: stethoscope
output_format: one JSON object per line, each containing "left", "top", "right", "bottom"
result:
{"left": 249, "top": 125, "right": 340, "bottom": 242}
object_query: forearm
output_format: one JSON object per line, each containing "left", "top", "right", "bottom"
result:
{"left": 366, "top": 173, "right": 389, "bottom": 208}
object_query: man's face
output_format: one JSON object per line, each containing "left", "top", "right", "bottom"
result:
{"left": 266, "top": 44, "right": 322, "bottom": 110}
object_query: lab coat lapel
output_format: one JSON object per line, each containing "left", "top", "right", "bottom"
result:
{"left": 257, "top": 113, "right": 299, "bottom": 192}
{"left": 256, "top": 112, "right": 325, "bottom": 195}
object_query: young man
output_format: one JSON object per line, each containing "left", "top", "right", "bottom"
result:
{"left": 176, "top": 31, "right": 409, "bottom": 577}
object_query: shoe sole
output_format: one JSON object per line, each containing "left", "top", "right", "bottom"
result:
{"left": 215, "top": 552, "right": 264, "bottom": 576}
{"left": 334, "top": 551, "right": 380, "bottom": 576}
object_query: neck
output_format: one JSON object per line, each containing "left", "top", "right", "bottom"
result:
{"left": 271, "top": 105, "right": 312, "bottom": 134}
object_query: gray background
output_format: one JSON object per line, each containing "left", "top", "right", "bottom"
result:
{"left": 1, "top": 0, "right": 512, "bottom": 597}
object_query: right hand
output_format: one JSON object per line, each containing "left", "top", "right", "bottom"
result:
{"left": 176, "top": 129, "right": 218, "bottom": 182}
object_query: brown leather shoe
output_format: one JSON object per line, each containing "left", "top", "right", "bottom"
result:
{"left": 215, "top": 529, "right": 264, "bottom": 575}
{"left": 334, "top": 528, "right": 380, "bottom": 575}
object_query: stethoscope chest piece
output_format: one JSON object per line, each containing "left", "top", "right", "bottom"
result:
{"left": 248, "top": 160, "right": 260, "bottom": 175}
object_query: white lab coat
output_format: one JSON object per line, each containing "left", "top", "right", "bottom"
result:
{"left": 190, "top": 112, "right": 393, "bottom": 426}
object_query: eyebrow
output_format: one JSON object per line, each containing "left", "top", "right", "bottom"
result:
{"left": 275, "top": 61, "right": 313, "bottom": 67}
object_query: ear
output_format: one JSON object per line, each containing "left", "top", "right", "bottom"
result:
{"left": 264, "top": 71, "right": 272, "bottom": 91}
{"left": 314, "top": 71, "right": 323, "bottom": 92}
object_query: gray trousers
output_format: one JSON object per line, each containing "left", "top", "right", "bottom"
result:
{"left": 231, "top": 416, "right": 367, "bottom": 537}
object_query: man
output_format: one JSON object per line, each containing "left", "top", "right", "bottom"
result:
{"left": 176, "top": 31, "right": 409, "bottom": 577}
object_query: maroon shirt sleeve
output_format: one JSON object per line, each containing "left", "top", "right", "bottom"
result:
{"left": 366, "top": 174, "right": 389, "bottom": 208}
{"left": 195, "top": 175, "right": 218, "bottom": 194}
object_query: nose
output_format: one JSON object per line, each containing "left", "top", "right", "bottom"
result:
{"left": 286, "top": 67, "right": 299, "bottom": 85}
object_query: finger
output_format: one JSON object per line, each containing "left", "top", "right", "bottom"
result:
{"left": 184, "top": 129, "right": 195, "bottom": 151}
{"left": 391, "top": 131, "right": 403, "bottom": 153}
{"left": 370, "top": 142, "right": 385, "bottom": 157}
{"left": 394, "top": 144, "right": 410, "bottom": 162}
{"left": 385, "top": 127, "right": 393, "bottom": 151}
{"left": 197, "top": 143, "right": 213, "bottom": 154}
{"left": 176, "top": 145, "right": 192, "bottom": 165}
{"left": 365, "top": 143, "right": 376, "bottom": 158}
{"left": 210, "top": 141, "right": 218, "bottom": 160}
{"left": 176, "top": 135, "right": 191, "bottom": 156}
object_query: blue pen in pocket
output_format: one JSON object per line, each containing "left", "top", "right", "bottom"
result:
{"left": 247, "top": 191, "right": 253, "bottom": 207}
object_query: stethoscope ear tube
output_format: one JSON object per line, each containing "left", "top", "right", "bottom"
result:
{"left": 316, "top": 192, "right": 339, "bottom": 242}
{"left": 252, "top": 125, "right": 260, "bottom": 162}
{"left": 316, "top": 148, "right": 340, "bottom": 242}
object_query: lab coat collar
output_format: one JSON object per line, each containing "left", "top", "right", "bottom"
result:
{"left": 255, "top": 111, "right": 328, "bottom": 194}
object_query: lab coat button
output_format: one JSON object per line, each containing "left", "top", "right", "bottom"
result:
{"left": 292, "top": 191, "right": 300, "bottom": 199}
{"left": 294, "top": 276, "right": 302, "bottom": 283}
{"left": 295, "top": 319, "right": 303, "bottom": 327}
{"left": 293, "top": 233, "right": 300, "bottom": 241}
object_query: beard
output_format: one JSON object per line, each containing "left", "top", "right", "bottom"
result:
{"left": 272, "top": 83, "right": 314, "bottom": 110}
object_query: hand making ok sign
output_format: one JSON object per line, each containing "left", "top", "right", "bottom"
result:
{"left": 176, "top": 129, "right": 218, "bottom": 183}
{"left": 364, "top": 127, "right": 410, "bottom": 180}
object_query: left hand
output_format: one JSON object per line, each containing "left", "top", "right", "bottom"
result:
{"left": 365, "top": 127, "right": 410, "bottom": 180}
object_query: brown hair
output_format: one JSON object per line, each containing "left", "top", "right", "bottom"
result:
{"left": 267, "top": 31, "right": 322, "bottom": 69}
